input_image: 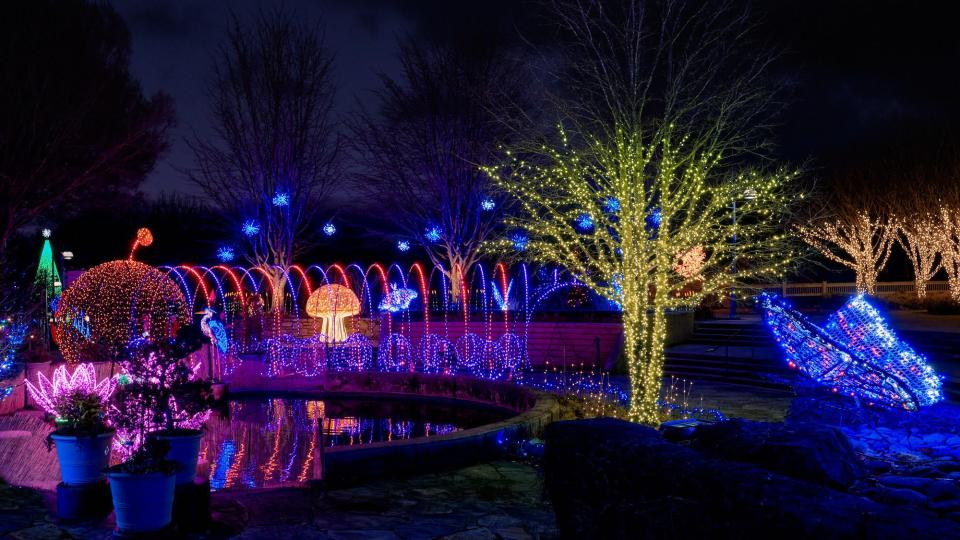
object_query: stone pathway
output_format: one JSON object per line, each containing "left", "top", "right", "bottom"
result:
{"left": 0, "top": 460, "right": 558, "bottom": 539}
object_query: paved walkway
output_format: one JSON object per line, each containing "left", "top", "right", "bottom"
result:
{"left": 1, "top": 460, "right": 558, "bottom": 540}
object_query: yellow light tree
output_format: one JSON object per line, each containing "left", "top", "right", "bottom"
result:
{"left": 795, "top": 209, "right": 897, "bottom": 295}
{"left": 483, "top": 0, "right": 804, "bottom": 424}
{"left": 486, "top": 127, "right": 800, "bottom": 423}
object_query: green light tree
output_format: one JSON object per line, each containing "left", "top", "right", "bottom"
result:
{"left": 484, "top": 0, "right": 804, "bottom": 423}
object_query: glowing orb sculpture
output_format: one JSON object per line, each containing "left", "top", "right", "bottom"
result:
{"left": 760, "top": 294, "right": 942, "bottom": 411}
{"left": 54, "top": 260, "right": 190, "bottom": 363}
{"left": 305, "top": 284, "right": 361, "bottom": 343}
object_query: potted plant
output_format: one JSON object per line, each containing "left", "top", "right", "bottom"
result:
{"left": 115, "top": 327, "right": 212, "bottom": 485}
{"left": 26, "top": 363, "right": 115, "bottom": 485}
{"left": 105, "top": 437, "right": 178, "bottom": 533}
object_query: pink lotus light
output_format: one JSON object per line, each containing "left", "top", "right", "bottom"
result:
{"left": 25, "top": 363, "right": 116, "bottom": 415}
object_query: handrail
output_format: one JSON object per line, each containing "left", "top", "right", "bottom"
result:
{"left": 753, "top": 280, "right": 950, "bottom": 298}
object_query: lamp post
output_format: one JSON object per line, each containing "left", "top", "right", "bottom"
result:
{"left": 729, "top": 188, "right": 757, "bottom": 319}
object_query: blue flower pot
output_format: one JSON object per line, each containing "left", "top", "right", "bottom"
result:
{"left": 106, "top": 470, "right": 175, "bottom": 533}
{"left": 150, "top": 429, "right": 204, "bottom": 484}
{"left": 50, "top": 431, "right": 113, "bottom": 486}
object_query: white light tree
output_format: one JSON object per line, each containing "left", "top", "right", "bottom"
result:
{"left": 485, "top": 0, "right": 804, "bottom": 424}
{"left": 939, "top": 206, "right": 960, "bottom": 302}
{"left": 795, "top": 206, "right": 897, "bottom": 295}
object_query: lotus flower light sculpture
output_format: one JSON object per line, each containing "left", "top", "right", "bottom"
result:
{"left": 26, "top": 363, "right": 116, "bottom": 415}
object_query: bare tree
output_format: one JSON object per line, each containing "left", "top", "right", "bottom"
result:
{"left": 189, "top": 9, "right": 340, "bottom": 308}
{"left": 0, "top": 0, "right": 172, "bottom": 260}
{"left": 350, "top": 39, "right": 531, "bottom": 301}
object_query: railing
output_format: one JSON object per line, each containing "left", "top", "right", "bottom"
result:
{"left": 755, "top": 281, "right": 950, "bottom": 298}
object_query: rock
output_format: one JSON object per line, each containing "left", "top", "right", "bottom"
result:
{"left": 864, "top": 460, "right": 893, "bottom": 474}
{"left": 691, "top": 419, "right": 864, "bottom": 488}
{"left": 492, "top": 527, "right": 532, "bottom": 540}
{"left": 867, "top": 486, "right": 928, "bottom": 506}
{"left": 543, "top": 418, "right": 960, "bottom": 540}
{"left": 928, "top": 480, "right": 960, "bottom": 502}
{"left": 931, "top": 499, "right": 960, "bottom": 514}
{"left": 876, "top": 475, "right": 933, "bottom": 491}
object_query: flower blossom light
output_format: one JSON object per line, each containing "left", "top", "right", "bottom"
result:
{"left": 26, "top": 363, "right": 116, "bottom": 416}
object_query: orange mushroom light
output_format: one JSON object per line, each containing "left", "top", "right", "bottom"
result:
{"left": 305, "top": 284, "right": 361, "bottom": 343}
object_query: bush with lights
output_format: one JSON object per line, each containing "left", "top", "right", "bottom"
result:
{"left": 110, "top": 326, "right": 212, "bottom": 455}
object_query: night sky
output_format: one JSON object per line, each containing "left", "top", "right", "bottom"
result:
{"left": 112, "top": 0, "right": 960, "bottom": 197}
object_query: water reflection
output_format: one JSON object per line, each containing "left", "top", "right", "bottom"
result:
{"left": 202, "top": 396, "right": 509, "bottom": 490}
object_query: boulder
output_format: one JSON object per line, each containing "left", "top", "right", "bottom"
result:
{"left": 691, "top": 419, "right": 864, "bottom": 488}
{"left": 543, "top": 418, "right": 960, "bottom": 540}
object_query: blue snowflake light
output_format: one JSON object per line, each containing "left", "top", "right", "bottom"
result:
{"left": 604, "top": 197, "right": 620, "bottom": 212}
{"left": 760, "top": 294, "right": 942, "bottom": 411}
{"left": 323, "top": 222, "right": 337, "bottom": 236}
{"left": 575, "top": 213, "right": 594, "bottom": 231}
{"left": 397, "top": 240, "right": 411, "bottom": 252}
{"left": 425, "top": 226, "right": 442, "bottom": 242}
{"left": 481, "top": 198, "right": 496, "bottom": 211}
{"left": 242, "top": 220, "right": 260, "bottom": 237}
{"left": 510, "top": 232, "right": 528, "bottom": 251}
{"left": 216, "top": 246, "right": 236, "bottom": 262}
{"left": 272, "top": 191, "right": 290, "bottom": 207}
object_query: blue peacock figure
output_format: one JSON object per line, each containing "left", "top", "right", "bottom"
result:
{"left": 199, "top": 308, "right": 229, "bottom": 354}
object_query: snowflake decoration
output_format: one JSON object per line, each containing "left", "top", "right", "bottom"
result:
{"left": 242, "top": 220, "right": 260, "bottom": 237}
{"left": 397, "top": 240, "right": 411, "bottom": 252}
{"left": 216, "top": 246, "right": 235, "bottom": 262}
{"left": 425, "top": 226, "right": 442, "bottom": 242}
{"left": 272, "top": 191, "right": 290, "bottom": 207}
{"left": 604, "top": 197, "right": 620, "bottom": 212}
{"left": 576, "top": 213, "right": 594, "bottom": 231}
{"left": 510, "top": 232, "right": 528, "bottom": 251}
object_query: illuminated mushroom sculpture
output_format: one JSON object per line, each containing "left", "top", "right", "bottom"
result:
{"left": 306, "top": 284, "right": 361, "bottom": 343}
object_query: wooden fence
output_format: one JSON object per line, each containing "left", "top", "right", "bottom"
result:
{"left": 756, "top": 280, "right": 950, "bottom": 298}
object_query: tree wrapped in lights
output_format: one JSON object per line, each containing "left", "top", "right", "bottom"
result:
{"left": 795, "top": 208, "right": 896, "bottom": 295}
{"left": 898, "top": 212, "right": 941, "bottom": 299}
{"left": 485, "top": 0, "right": 802, "bottom": 423}
{"left": 938, "top": 206, "right": 960, "bottom": 302}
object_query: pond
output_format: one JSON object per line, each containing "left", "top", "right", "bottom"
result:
{"left": 201, "top": 395, "right": 513, "bottom": 490}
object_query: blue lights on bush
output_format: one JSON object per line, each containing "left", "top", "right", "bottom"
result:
{"left": 760, "top": 294, "right": 942, "bottom": 411}
{"left": 323, "top": 222, "right": 336, "bottom": 236}
{"left": 242, "top": 220, "right": 260, "bottom": 237}
{"left": 397, "top": 240, "right": 411, "bottom": 252}
{"left": 216, "top": 246, "right": 236, "bottom": 262}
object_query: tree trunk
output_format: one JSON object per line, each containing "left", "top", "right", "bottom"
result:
{"left": 622, "top": 306, "right": 666, "bottom": 424}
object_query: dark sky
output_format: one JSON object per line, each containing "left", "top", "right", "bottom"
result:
{"left": 112, "top": 0, "right": 960, "bottom": 197}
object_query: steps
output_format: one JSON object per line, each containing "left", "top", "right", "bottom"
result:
{"left": 664, "top": 319, "right": 792, "bottom": 392}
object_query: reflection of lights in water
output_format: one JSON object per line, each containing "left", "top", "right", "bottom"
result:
{"left": 202, "top": 398, "right": 495, "bottom": 490}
